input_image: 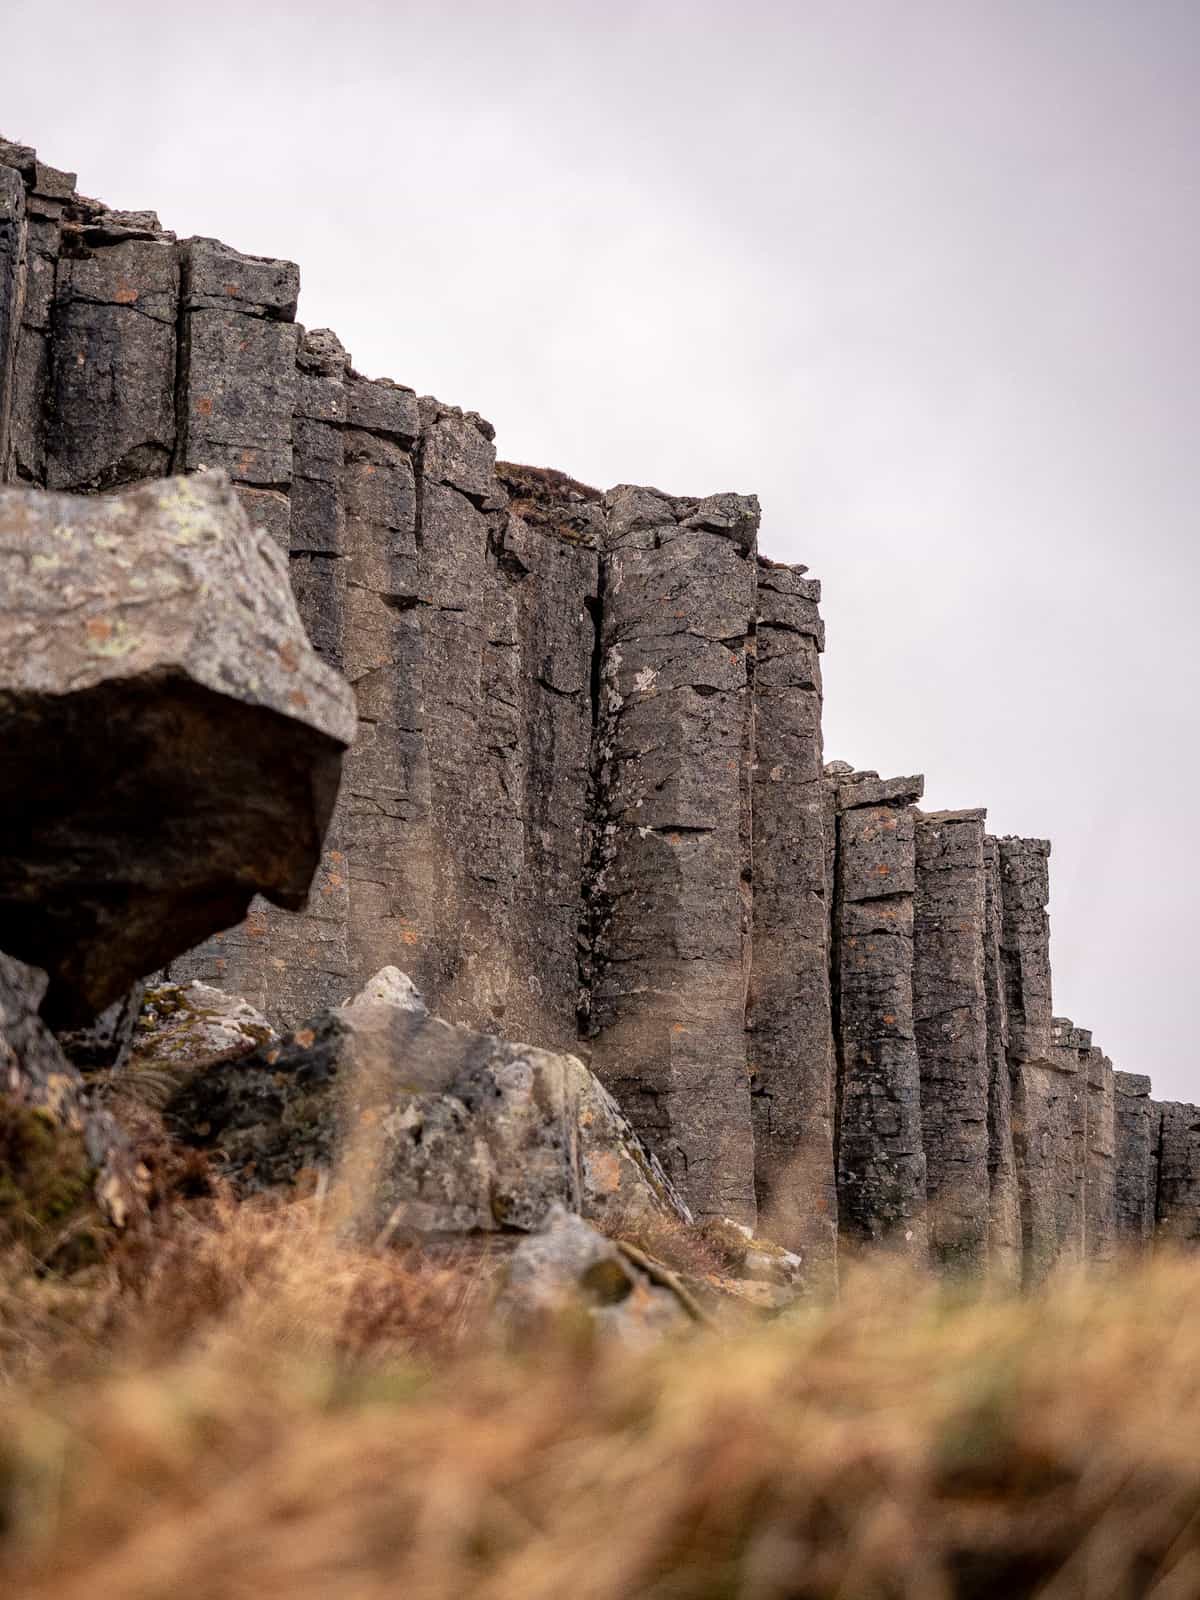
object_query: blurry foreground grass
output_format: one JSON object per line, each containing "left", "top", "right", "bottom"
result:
{"left": 3, "top": 1189, "right": 1200, "bottom": 1598}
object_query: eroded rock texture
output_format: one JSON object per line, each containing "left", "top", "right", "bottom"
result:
{"left": 913, "top": 810, "right": 990, "bottom": 1271}
{"left": 584, "top": 488, "right": 758, "bottom": 1225}
{"left": 0, "top": 472, "right": 355, "bottom": 1024}
{"left": 831, "top": 770, "right": 927, "bottom": 1257}
{"left": 747, "top": 558, "right": 836, "bottom": 1278}
{"left": 1, "top": 136, "right": 1191, "bottom": 1278}
{"left": 168, "top": 972, "right": 690, "bottom": 1237}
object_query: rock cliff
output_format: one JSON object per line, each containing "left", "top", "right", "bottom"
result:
{"left": 1, "top": 136, "right": 1192, "bottom": 1284}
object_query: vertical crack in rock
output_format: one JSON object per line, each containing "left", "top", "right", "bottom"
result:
{"left": 913, "top": 809, "right": 990, "bottom": 1273}
{"left": 747, "top": 558, "right": 837, "bottom": 1281}
{"left": 1152, "top": 1100, "right": 1200, "bottom": 1244}
{"left": 982, "top": 836, "right": 1022, "bottom": 1282}
{"left": 830, "top": 769, "right": 928, "bottom": 1258}
{"left": 0, "top": 158, "right": 28, "bottom": 479}
{"left": 584, "top": 487, "right": 760, "bottom": 1225}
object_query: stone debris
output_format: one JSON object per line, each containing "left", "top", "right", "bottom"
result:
{"left": 495, "top": 1205, "right": 696, "bottom": 1346}
{"left": 166, "top": 973, "right": 692, "bottom": 1238}
{"left": 0, "top": 951, "right": 143, "bottom": 1229}
{"left": 0, "top": 135, "right": 1195, "bottom": 1285}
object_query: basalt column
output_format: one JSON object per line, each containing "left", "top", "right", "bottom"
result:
{"left": 831, "top": 770, "right": 928, "bottom": 1257}
{"left": 0, "top": 160, "right": 25, "bottom": 473}
{"left": 585, "top": 487, "right": 759, "bottom": 1224}
{"left": 1155, "top": 1102, "right": 1200, "bottom": 1245}
{"left": 1001, "top": 838, "right": 1081, "bottom": 1281}
{"left": 982, "top": 837, "right": 1022, "bottom": 1281}
{"left": 912, "top": 810, "right": 990, "bottom": 1272}
{"left": 0, "top": 143, "right": 74, "bottom": 485}
{"left": 174, "top": 237, "right": 300, "bottom": 549}
{"left": 746, "top": 558, "right": 837, "bottom": 1276}
{"left": 190, "top": 328, "right": 356, "bottom": 1021}
{"left": 1114, "top": 1072, "right": 1159, "bottom": 1248}
{"left": 46, "top": 214, "right": 178, "bottom": 491}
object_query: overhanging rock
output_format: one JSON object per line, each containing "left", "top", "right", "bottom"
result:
{"left": 0, "top": 472, "right": 357, "bottom": 1024}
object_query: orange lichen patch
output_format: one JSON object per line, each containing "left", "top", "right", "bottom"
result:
{"left": 223, "top": 281, "right": 241, "bottom": 297}
{"left": 883, "top": 1014, "right": 897, "bottom": 1027}
{"left": 293, "top": 1030, "right": 316, "bottom": 1050}
{"left": 265, "top": 1049, "right": 281, "bottom": 1065}
{"left": 586, "top": 1149, "right": 622, "bottom": 1195}
{"left": 84, "top": 616, "right": 112, "bottom": 644}
{"left": 876, "top": 864, "right": 891, "bottom": 877}
{"left": 245, "top": 913, "right": 269, "bottom": 940}
{"left": 196, "top": 395, "right": 214, "bottom": 417}
{"left": 113, "top": 280, "right": 139, "bottom": 304}
{"left": 670, "top": 1023, "right": 687, "bottom": 1035}
{"left": 357, "top": 1107, "right": 381, "bottom": 1130}
{"left": 288, "top": 690, "right": 310, "bottom": 712}
{"left": 278, "top": 640, "right": 300, "bottom": 672}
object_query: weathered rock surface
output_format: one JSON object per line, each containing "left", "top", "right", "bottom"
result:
{"left": 0, "top": 135, "right": 1193, "bottom": 1284}
{"left": 913, "top": 810, "right": 991, "bottom": 1271}
{"left": 584, "top": 488, "right": 759, "bottom": 1225}
{"left": 1114, "top": 1072, "right": 1159, "bottom": 1246}
{"left": 167, "top": 972, "right": 691, "bottom": 1236}
{"left": 0, "top": 951, "right": 142, "bottom": 1228}
{"left": 495, "top": 1205, "right": 695, "bottom": 1346}
{"left": 748, "top": 558, "right": 837, "bottom": 1281}
{"left": 0, "top": 472, "right": 356, "bottom": 1024}
{"left": 128, "top": 981, "right": 276, "bottom": 1076}
{"left": 831, "top": 770, "right": 928, "bottom": 1257}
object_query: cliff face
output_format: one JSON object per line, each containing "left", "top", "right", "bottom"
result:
{"left": 0, "top": 136, "right": 1191, "bottom": 1275}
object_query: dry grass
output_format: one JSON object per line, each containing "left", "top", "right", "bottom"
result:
{"left": 3, "top": 1180, "right": 1200, "bottom": 1598}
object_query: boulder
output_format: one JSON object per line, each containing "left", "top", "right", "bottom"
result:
{"left": 495, "top": 1205, "right": 695, "bottom": 1346}
{"left": 0, "top": 951, "right": 143, "bottom": 1229}
{"left": 167, "top": 970, "right": 691, "bottom": 1237}
{"left": 0, "top": 472, "right": 357, "bottom": 1024}
{"left": 127, "top": 981, "right": 276, "bottom": 1076}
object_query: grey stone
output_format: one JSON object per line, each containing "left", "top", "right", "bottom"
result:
{"left": 1154, "top": 1101, "right": 1200, "bottom": 1245}
{"left": 584, "top": 486, "right": 758, "bottom": 1225}
{"left": 0, "top": 472, "right": 355, "bottom": 1023}
{"left": 982, "top": 837, "right": 1022, "bottom": 1282}
{"left": 1114, "top": 1071, "right": 1159, "bottom": 1247}
{"left": 495, "top": 1205, "right": 693, "bottom": 1346}
{"left": 913, "top": 810, "right": 990, "bottom": 1272}
{"left": 169, "top": 993, "right": 690, "bottom": 1237}
{"left": 0, "top": 951, "right": 142, "bottom": 1228}
{"left": 747, "top": 556, "right": 837, "bottom": 1283}
{"left": 832, "top": 780, "right": 927, "bottom": 1258}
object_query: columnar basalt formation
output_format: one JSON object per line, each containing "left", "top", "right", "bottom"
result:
{"left": 830, "top": 769, "right": 927, "bottom": 1258}
{"left": 1, "top": 136, "right": 1194, "bottom": 1273}
{"left": 912, "top": 810, "right": 991, "bottom": 1272}
{"left": 747, "top": 559, "right": 836, "bottom": 1274}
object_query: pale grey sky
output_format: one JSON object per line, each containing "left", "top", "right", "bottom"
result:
{"left": 6, "top": 0, "right": 1197, "bottom": 1093}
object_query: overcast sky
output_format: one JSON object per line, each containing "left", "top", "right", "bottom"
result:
{"left": 6, "top": 0, "right": 1197, "bottom": 1094}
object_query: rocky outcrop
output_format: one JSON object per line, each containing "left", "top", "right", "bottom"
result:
{"left": 1, "top": 136, "right": 1194, "bottom": 1284}
{"left": 167, "top": 970, "right": 690, "bottom": 1238}
{"left": 0, "top": 952, "right": 142, "bottom": 1229}
{"left": 0, "top": 472, "right": 356, "bottom": 1025}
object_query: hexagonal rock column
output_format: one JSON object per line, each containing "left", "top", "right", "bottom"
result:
{"left": 746, "top": 557, "right": 837, "bottom": 1281}
{"left": 913, "top": 809, "right": 990, "bottom": 1272}
{"left": 584, "top": 487, "right": 759, "bottom": 1225}
{"left": 1114, "top": 1072, "right": 1160, "bottom": 1249}
{"left": 830, "top": 768, "right": 928, "bottom": 1258}
{"left": 999, "top": 837, "right": 1077, "bottom": 1283}
{"left": 1155, "top": 1101, "right": 1200, "bottom": 1245}
{"left": 0, "top": 472, "right": 357, "bottom": 1024}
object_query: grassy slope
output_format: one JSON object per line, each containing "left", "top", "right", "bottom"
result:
{"left": 3, "top": 1187, "right": 1200, "bottom": 1599}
